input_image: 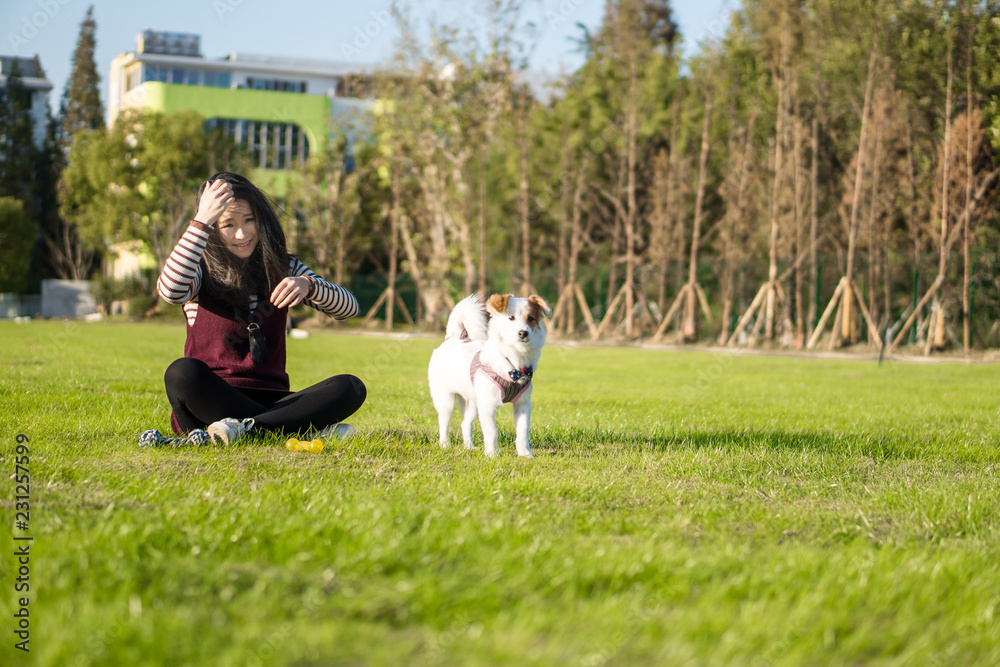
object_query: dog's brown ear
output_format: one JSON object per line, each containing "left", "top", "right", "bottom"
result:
{"left": 528, "top": 295, "right": 552, "bottom": 318}
{"left": 486, "top": 294, "right": 511, "bottom": 316}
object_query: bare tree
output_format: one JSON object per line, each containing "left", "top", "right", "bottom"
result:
{"left": 806, "top": 35, "right": 882, "bottom": 351}
{"left": 653, "top": 56, "right": 715, "bottom": 342}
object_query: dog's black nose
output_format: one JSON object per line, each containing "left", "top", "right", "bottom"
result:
{"left": 518, "top": 330, "right": 529, "bottom": 340}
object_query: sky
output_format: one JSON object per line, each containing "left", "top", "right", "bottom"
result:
{"left": 2, "top": 0, "right": 739, "bottom": 111}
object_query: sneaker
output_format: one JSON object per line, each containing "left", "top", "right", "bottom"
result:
{"left": 207, "top": 417, "right": 255, "bottom": 445}
{"left": 305, "top": 423, "right": 355, "bottom": 441}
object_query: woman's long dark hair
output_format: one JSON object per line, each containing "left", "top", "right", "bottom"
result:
{"left": 197, "top": 172, "right": 290, "bottom": 313}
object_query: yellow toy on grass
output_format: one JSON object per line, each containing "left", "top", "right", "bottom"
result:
{"left": 285, "top": 438, "right": 323, "bottom": 453}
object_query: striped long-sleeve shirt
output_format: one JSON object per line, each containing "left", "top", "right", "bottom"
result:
{"left": 157, "top": 222, "right": 359, "bottom": 325}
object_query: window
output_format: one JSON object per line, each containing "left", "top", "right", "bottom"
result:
{"left": 143, "top": 65, "right": 168, "bottom": 83}
{"left": 245, "top": 77, "right": 307, "bottom": 93}
{"left": 125, "top": 65, "right": 143, "bottom": 92}
{"left": 143, "top": 66, "right": 230, "bottom": 88}
{"left": 202, "top": 71, "right": 231, "bottom": 88}
{"left": 169, "top": 68, "right": 201, "bottom": 85}
{"left": 206, "top": 118, "right": 309, "bottom": 170}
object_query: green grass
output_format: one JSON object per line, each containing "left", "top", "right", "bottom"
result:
{"left": 2, "top": 320, "right": 999, "bottom": 666}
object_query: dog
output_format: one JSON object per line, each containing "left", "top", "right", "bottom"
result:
{"left": 428, "top": 293, "right": 552, "bottom": 457}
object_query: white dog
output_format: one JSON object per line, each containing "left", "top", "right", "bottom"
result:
{"left": 428, "top": 293, "right": 552, "bottom": 457}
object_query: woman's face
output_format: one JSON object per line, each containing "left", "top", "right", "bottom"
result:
{"left": 216, "top": 199, "right": 258, "bottom": 259}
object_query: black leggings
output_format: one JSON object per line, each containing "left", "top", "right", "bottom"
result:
{"left": 165, "top": 357, "right": 366, "bottom": 435}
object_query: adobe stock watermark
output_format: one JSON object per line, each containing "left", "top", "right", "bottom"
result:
{"left": 679, "top": 347, "right": 739, "bottom": 401}
{"left": 579, "top": 588, "right": 672, "bottom": 666}
{"left": 542, "top": 0, "right": 591, "bottom": 31}
{"left": 7, "top": 0, "right": 76, "bottom": 54}
{"left": 213, "top": 0, "right": 244, "bottom": 21}
{"left": 339, "top": 8, "right": 393, "bottom": 61}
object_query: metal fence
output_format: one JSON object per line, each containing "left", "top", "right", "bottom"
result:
{"left": 0, "top": 294, "right": 41, "bottom": 318}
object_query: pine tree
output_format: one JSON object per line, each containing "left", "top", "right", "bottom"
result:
{"left": 62, "top": 5, "right": 104, "bottom": 142}
{"left": 0, "top": 60, "right": 39, "bottom": 205}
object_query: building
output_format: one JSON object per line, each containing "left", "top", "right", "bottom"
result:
{"left": 108, "top": 29, "right": 373, "bottom": 190}
{"left": 0, "top": 55, "right": 52, "bottom": 149}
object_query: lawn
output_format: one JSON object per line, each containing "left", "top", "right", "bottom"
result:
{"left": 2, "top": 319, "right": 999, "bottom": 666}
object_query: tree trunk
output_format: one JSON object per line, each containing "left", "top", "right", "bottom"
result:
{"left": 659, "top": 98, "right": 681, "bottom": 313}
{"left": 718, "top": 69, "right": 741, "bottom": 346}
{"left": 478, "top": 149, "right": 487, "bottom": 295}
{"left": 793, "top": 101, "right": 804, "bottom": 345}
{"left": 905, "top": 115, "right": 921, "bottom": 346}
{"left": 518, "top": 92, "right": 532, "bottom": 293}
{"left": 387, "top": 170, "right": 400, "bottom": 330}
{"left": 447, "top": 161, "right": 477, "bottom": 296}
{"left": 624, "top": 59, "right": 639, "bottom": 337}
{"left": 421, "top": 162, "right": 451, "bottom": 325}
{"left": 866, "top": 115, "right": 884, "bottom": 342}
{"left": 843, "top": 35, "right": 878, "bottom": 346}
{"left": 557, "top": 132, "right": 571, "bottom": 306}
{"left": 808, "top": 115, "right": 819, "bottom": 341}
{"left": 765, "top": 27, "right": 788, "bottom": 341}
{"left": 932, "top": 36, "right": 954, "bottom": 352}
{"left": 683, "top": 57, "right": 714, "bottom": 341}
{"left": 962, "top": 34, "right": 974, "bottom": 355}
{"left": 566, "top": 155, "right": 589, "bottom": 335}
{"left": 397, "top": 206, "right": 425, "bottom": 324}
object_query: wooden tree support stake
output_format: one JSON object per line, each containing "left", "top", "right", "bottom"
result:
{"left": 804, "top": 278, "right": 882, "bottom": 352}
{"left": 805, "top": 278, "right": 846, "bottom": 350}
{"left": 651, "top": 284, "right": 690, "bottom": 341}
{"left": 363, "top": 286, "right": 415, "bottom": 328}
{"left": 550, "top": 283, "right": 597, "bottom": 338}
{"left": 594, "top": 283, "right": 628, "bottom": 340}
{"left": 574, "top": 284, "right": 598, "bottom": 337}
{"left": 889, "top": 275, "right": 944, "bottom": 351}
{"left": 651, "top": 282, "right": 713, "bottom": 342}
{"left": 850, "top": 281, "right": 883, "bottom": 352}
{"left": 725, "top": 282, "right": 768, "bottom": 347}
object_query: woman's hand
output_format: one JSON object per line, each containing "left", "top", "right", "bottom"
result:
{"left": 194, "top": 179, "right": 235, "bottom": 227}
{"left": 270, "top": 276, "right": 311, "bottom": 309}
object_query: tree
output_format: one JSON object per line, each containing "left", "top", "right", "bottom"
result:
{"left": 38, "top": 105, "right": 94, "bottom": 280}
{"left": 651, "top": 53, "right": 717, "bottom": 343}
{"left": 37, "top": 6, "right": 104, "bottom": 281}
{"left": 583, "top": 0, "right": 678, "bottom": 338}
{"left": 62, "top": 5, "right": 104, "bottom": 142}
{"left": 289, "top": 132, "right": 366, "bottom": 288}
{"left": 0, "top": 197, "right": 38, "bottom": 293}
{"left": 0, "top": 60, "right": 38, "bottom": 205}
{"left": 0, "top": 59, "right": 49, "bottom": 289}
{"left": 374, "top": 0, "right": 530, "bottom": 326}
{"left": 60, "top": 109, "right": 246, "bottom": 302}
{"left": 806, "top": 32, "right": 883, "bottom": 351}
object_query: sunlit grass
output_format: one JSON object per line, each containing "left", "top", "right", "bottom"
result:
{"left": 2, "top": 320, "right": 999, "bottom": 666}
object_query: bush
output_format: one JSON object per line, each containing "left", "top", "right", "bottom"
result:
{"left": 91, "top": 274, "right": 149, "bottom": 315}
{"left": 0, "top": 197, "right": 38, "bottom": 293}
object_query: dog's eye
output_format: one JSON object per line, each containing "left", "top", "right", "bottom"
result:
{"left": 527, "top": 316, "right": 534, "bottom": 323}
{"left": 509, "top": 316, "right": 515, "bottom": 321}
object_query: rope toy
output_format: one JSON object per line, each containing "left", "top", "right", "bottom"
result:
{"left": 139, "top": 429, "right": 209, "bottom": 448}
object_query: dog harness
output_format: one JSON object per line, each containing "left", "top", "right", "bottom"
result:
{"left": 469, "top": 351, "right": 533, "bottom": 403}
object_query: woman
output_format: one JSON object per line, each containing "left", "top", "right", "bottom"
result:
{"left": 140, "top": 172, "right": 365, "bottom": 446}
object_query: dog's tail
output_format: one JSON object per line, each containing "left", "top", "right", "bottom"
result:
{"left": 445, "top": 294, "right": 488, "bottom": 342}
